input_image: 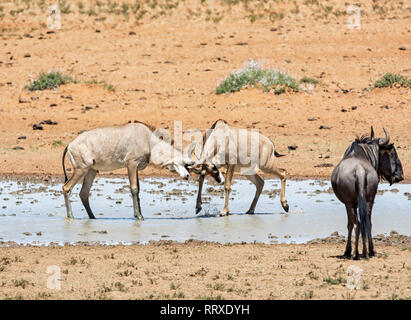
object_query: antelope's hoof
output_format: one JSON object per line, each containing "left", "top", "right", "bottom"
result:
{"left": 353, "top": 255, "right": 360, "bottom": 260}
{"left": 246, "top": 210, "right": 255, "bottom": 215}
{"left": 220, "top": 210, "right": 229, "bottom": 216}
{"left": 343, "top": 250, "right": 351, "bottom": 258}
{"left": 282, "top": 203, "right": 289, "bottom": 213}
{"left": 196, "top": 207, "right": 202, "bottom": 214}
{"left": 369, "top": 251, "right": 375, "bottom": 257}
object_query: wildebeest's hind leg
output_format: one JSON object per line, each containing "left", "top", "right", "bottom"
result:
{"left": 344, "top": 204, "right": 355, "bottom": 257}
{"left": 126, "top": 160, "right": 144, "bottom": 221}
{"left": 368, "top": 202, "right": 375, "bottom": 256}
{"left": 245, "top": 174, "right": 264, "bottom": 214}
{"left": 79, "top": 169, "right": 97, "bottom": 219}
{"left": 353, "top": 209, "right": 361, "bottom": 260}
{"left": 62, "top": 168, "right": 88, "bottom": 219}
{"left": 196, "top": 174, "right": 205, "bottom": 214}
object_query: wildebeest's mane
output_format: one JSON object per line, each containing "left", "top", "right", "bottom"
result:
{"left": 355, "top": 134, "right": 373, "bottom": 144}
{"left": 343, "top": 135, "right": 379, "bottom": 171}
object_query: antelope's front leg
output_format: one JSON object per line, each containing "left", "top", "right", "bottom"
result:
{"left": 221, "top": 165, "right": 235, "bottom": 216}
{"left": 196, "top": 174, "right": 205, "bottom": 214}
{"left": 127, "top": 161, "right": 144, "bottom": 221}
{"left": 278, "top": 168, "right": 289, "bottom": 212}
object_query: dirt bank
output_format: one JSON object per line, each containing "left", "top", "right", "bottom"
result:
{"left": 0, "top": 238, "right": 410, "bottom": 300}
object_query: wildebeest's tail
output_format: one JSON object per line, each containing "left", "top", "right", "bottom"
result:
{"left": 62, "top": 145, "right": 69, "bottom": 183}
{"left": 355, "top": 174, "right": 370, "bottom": 240}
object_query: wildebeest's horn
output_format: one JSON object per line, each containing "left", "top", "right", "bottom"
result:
{"left": 370, "top": 126, "right": 374, "bottom": 139}
{"left": 379, "top": 128, "right": 390, "bottom": 146}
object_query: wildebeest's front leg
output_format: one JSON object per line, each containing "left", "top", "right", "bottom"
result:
{"left": 80, "top": 169, "right": 97, "bottom": 219}
{"left": 196, "top": 174, "right": 206, "bottom": 214}
{"left": 221, "top": 165, "right": 235, "bottom": 216}
{"left": 127, "top": 160, "right": 144, "bottom": 221}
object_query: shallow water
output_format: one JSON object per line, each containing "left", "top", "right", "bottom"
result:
{"left": 0, "top": 177, "right": 409, "bottom": 245}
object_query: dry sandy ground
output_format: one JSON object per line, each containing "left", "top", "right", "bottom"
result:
{"left": 0, "top": 1, "right": 410, "bottom": 301}
{"left": 0, "top": 0, "right": 410, "bottom": 180}
{"left": 0, "top": 239, "right": 410, "bottom": 300}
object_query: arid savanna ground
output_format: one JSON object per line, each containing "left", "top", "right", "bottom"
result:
{"left": 0, "top": 0, "right": 410, "bottom": 300}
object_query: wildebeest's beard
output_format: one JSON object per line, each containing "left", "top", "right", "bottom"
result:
{"left": 379, "top": 145, "right": 403, "bottom": 185}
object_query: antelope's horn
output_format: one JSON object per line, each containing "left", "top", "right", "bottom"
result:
{"left": 370, "top": 126, "right": 374, "bottom": 139}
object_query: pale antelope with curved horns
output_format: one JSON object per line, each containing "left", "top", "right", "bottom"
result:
{"left": 192, "top": 119, "right": 289, "bottom": 216}
{"left": 62, "top": 122, "right": 195, "bottom": 220}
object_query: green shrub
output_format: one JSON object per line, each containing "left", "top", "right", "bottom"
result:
{"left": 374, "top": 73, "right": 411, "bottom": 89}
{"left": 216, "top": 60, "right": 299, "bottom": 94}
{"left": 26, "top": 72, "right": 76, "bottom": 91}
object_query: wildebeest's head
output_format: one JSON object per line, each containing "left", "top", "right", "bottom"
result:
{"left": 376, "top": 128, "right": 404, "bottom": 185}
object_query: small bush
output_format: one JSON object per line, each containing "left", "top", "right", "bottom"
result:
{"left": 300, "top": 77, "right": 319, "bottom": 85}
{"left": 374, "top": 73, "right": 411, "bottom": 89}
{"left": 27, "top": 72, "right": 76, "bottom": 91}
{"left": 216, "top": 60, "right": 299, "bottom": 95}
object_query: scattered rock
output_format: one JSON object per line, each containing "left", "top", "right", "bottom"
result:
{"left": 12, "top": 146, "right": 24, "bottom": 150}
{"left": 398, "top": 47, "right": 406, "bottom": 51}
{"left": 17, "top": 136, "right": 26, "bottom": 140}
{"left": 288, "top": 145, "right": 298, "bottom": 150}
{"left": 314, "top": 163, "right": 334, "bottom": 168}
{"left": 24, "top": 53, "right": 31, "bottom": 58}
{"left": 319, "top": 125, "right": 331, "bottom": 130}
{"left": 129, "top": 31, "right": 136, "bottom": 35}
{"left": 307, "top": 117, "right": 317, "bottom": 121}
{"left": 32, "top": 124, "right": 43, "bottom": 130}
{"left": 40, "top": 120, "right": 58, "bottom": 125}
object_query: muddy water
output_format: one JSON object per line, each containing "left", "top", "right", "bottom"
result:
{"left": 0, "top": 178, "right": 409, "bottom": 245}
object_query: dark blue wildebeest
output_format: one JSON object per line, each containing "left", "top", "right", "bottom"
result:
{"left": 331, "top": 127, "right": 403, "bottom": 259}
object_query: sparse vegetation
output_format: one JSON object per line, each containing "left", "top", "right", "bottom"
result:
{"left": 216, "top": 60, "right": 299, "bottom": 95}
{"left": 374, "top": 73, "right": 411, "bottom": 89}
{"left": 26, "top": 72, "right": 77, "bottom": 91}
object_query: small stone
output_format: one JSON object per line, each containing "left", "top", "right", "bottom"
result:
{"left": 288, "top": 145, "right": 298, "bottom": 150}
{"left": 32, "top": 124, "right": 43, "bottom": 130}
